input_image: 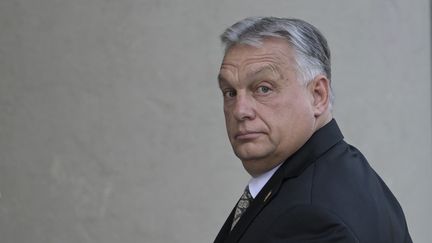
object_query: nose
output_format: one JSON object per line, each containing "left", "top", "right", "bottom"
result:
{"left": 232, "top": 94, "right": 256, "bottom": 121}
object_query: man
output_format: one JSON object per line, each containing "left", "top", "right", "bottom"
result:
{"left": 214, "top": 17, "right": 412, "bottom": 243}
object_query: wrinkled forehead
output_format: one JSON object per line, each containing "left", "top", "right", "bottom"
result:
{"left": 218, "top": 39, "right": 298, "bottom": 81}
{"left": 218, "top": 62, "right": 282, "bottom": 87}
{"left": 221, "top": 38, "right": 296, "bottom": 67}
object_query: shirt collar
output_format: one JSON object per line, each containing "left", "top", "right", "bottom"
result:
{"left": 248, "top": 163, "right": 283, "bottom": 198}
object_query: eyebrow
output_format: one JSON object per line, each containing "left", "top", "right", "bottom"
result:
{"left": 218, "top": 64, "right": 281, "bottom": 87}
{"left": 217, "top": 74, "right": 229, "bottom": 89}
{"left": 246, "top": 65, "right": 280, "bottom": 80}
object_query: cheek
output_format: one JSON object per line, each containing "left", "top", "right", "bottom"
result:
{"left": 264, "top": 97, "right": 311, "bottom": 133}
{"left": 223, "top": 109, "right": 232, "bottom": 123}
{"left": 223, "top": 109, "right": 235, "bottom": 133}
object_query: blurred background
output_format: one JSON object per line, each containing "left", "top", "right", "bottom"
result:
{"left": 0, "top": 0, "right": 431, "bottom": 242}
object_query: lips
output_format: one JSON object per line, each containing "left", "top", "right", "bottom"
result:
{"left": 235, "top": 131, "right": 264, "bottom": 140}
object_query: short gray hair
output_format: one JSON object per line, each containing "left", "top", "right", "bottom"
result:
{"left": 221, "top": 17, "right": 334, "bottom": 104}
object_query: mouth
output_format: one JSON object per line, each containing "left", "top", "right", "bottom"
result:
{"left": 235, "top": 131, "right": 264, "bottom": 140}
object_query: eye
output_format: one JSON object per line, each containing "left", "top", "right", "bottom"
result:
{"left": 222, "top": 89, "right": 236, "bottom": 98}
{"left": 256, "top": 86, "right": 271, "bottom": 94}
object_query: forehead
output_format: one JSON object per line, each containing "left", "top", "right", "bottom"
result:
{"left": 219, "top": 38, "right": 296, "bottom": 79}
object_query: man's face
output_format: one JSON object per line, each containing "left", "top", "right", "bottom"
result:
{"left": 218, "top": 38, "right": 317, "bottom": 177}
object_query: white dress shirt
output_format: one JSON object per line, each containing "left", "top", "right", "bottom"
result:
{"left": 248, "top": 163, "right": 283, "bottom": 199}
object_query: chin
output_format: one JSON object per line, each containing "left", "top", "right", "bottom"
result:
{"left": 233, "top": 146, "right": 272, "bottom": 162}
{"left": 242, "top": 161, "right": 274, "bottom": 177}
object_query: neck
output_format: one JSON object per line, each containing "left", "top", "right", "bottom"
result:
{"left": 315, "top": 112, "right": 332, "bottom": 131}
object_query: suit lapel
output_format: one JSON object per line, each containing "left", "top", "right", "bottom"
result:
{"left": 215, "top": 120, "right": 344, "bottom": 243}
{"left": 224, "top": 167, "right": 285, "bottom": 243}
{"left": 214, "top": 207, "right": 235, "bottom": 243}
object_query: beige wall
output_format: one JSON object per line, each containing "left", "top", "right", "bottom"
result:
{"left": 0, "top": 0, "right": 430, "bottom": 242}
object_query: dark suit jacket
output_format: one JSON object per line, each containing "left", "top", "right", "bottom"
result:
{"left": 214, "top": 120, "right": 412, "bottom": 243}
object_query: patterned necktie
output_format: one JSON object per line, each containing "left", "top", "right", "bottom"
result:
{"left": 231, "top": 186, "right": 253, "bottom": 230}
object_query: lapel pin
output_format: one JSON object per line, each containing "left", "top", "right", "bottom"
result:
{"left": 264, "top": 190, "right": 272, "bottom": 202}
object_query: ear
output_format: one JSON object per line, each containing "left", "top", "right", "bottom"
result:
{"left": 308, "top": 75, "right": 330, "bottom": 117}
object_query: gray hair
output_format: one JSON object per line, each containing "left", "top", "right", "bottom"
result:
{"left": 220, "top": 17, "right": 334, "bottom": 104}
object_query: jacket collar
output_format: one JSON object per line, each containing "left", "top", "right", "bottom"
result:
{"left": 281, "top": 119, "right": 344, "bottom": 179}
{"left": 217, "top": 119, "right": 344, "bottom": 243}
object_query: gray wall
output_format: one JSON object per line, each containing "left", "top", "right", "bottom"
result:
{"left": 0, "top": 0, "right": 430, "bottom": 242}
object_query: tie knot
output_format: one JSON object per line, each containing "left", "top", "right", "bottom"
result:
{"left": 240, "top": 186, "right": 253, "bottom": 201}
